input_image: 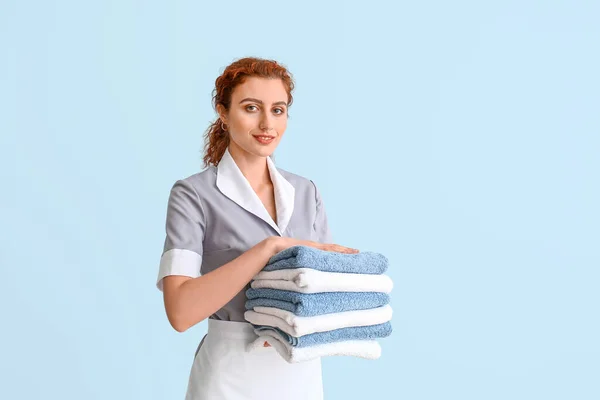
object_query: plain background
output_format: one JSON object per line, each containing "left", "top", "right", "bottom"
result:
{"left": 1, "top": 1, "right": 599, "bottom": 399}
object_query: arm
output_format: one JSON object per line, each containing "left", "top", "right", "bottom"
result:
{"left": 163, "top": 236, "right": 357, "bottom": 332}
{"left": 163, "top": 237, "right": 279, "bottom": 332}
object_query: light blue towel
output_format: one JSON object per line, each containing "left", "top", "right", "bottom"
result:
{"left": 245, "top": 288, "right": 390, "bottom": 317}
{"left": 254, "top": 322, "right": 393, "bottom": 348}
{"left": 263, "top": 245, "right": 388, "bottom": 274}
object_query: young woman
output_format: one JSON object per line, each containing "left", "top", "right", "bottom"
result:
{"left": 156, "top": 57, "right": 359, "bottom": 399}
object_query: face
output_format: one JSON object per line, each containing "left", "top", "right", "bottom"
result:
{"left": 218, "top": 77, "right": 289, "bottom": 158}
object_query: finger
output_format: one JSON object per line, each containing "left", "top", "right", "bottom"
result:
{"left": 328, "top": 244, "right": 347, "bottom": 253}
{"left": 315, "top": 243, "right": 358, "bottom": 254}
{"left": 335, "top": 245, "right": 359, "bottom": 254}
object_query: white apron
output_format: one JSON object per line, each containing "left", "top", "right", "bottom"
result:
{"left": 185, "top": 319, "right": 324, "bottom": 400}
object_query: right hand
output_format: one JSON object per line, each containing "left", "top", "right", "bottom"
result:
{"left": 269, "top": 237, "right": 359, "bottom": 256}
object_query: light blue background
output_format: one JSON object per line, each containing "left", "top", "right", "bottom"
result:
{"left": 1, "top": 1, "right": 598, "bottom": 399}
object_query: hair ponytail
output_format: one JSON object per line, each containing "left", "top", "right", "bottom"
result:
{"left": 202, "top": 119, "right": 230, "bottom": 168}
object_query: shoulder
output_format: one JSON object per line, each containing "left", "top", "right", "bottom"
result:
{"left": 179, "top": 166, "right": 217, "bottom": 186}
{"left": 276, "top": 167, "right": 322, "bottom": 200}
{"left": 169, "top": 166, "right": 217, "bottom": 194}
{"left": 278, "top": 167, "right": 316, "bottom": 188}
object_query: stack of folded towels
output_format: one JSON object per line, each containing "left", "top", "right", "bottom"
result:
{"left": 245, "top": 245, "right": 393, "bottom": 363}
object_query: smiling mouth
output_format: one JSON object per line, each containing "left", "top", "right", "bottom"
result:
{"left": 252, "top": 134, "right": 276, "bottom": 144}
{"left": 253, "top": 135, "right": 275, "bottom": 139}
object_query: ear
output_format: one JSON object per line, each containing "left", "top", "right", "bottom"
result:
{"left": 216, "top": 104, "right": 228, "bottom": 125}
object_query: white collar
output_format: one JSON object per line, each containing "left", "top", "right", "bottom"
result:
{"left": 216, "top": 147, "right": 295, "bottom": 235}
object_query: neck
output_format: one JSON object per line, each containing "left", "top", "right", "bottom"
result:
{"left": 227, "top": 143, "right": 272, "bottom": 188}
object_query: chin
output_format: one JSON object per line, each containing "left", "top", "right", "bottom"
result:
{"left": 252, "top": 145, "right": 276, "bottom": 158}
{"left": 237, "top": 143, "right": 275, "bottom": 158}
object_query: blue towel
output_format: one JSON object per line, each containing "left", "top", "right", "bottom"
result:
{"left": 263, "top": 246, "right": 388, "bottom": 274}
{"left": 245, "top": 288, "right": 390, "bottom": 317}
{"left": 254, "top": 322, "right": 393, "bottom": 348}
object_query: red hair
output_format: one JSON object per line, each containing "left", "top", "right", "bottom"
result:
{"left": 202, "top": 57, "right": 295, "bottom": 168}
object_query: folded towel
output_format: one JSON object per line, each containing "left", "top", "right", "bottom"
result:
{"left": 245, "top": 305, "right": 393, "bottom": 337}
{"left": 247, "top": 333, "right": 382, "bottom": 363}
{"left": 263, "top": 246, "right": 388, "bottom": 274}
{"left": 254, "top": 321, "right": 392, "bottom": 348}
{"left": 251, "top": 268, "right": 394, "bottom": 293}
{"left": 245, "top": 288, "right": 390, "bottom": 317}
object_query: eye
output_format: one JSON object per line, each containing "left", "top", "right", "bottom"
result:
{"left": 245, "top": 105, "right": 258, "bottom": 112}
{"left": 273, "top": 108, "right": 286, "bottom": 115}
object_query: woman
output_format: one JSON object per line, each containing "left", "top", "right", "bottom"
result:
{"left": 156, "top": 57, "right": 359, "bottom": 399}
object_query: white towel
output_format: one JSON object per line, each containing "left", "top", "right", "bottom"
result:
{"left": 245, "top": 304, "right": 393, "bottom": 337}
{"left": 247, "top": 330, "right": 382, "bottom": 363}
{"left": 251, "top": 268, "right": 394, "bottom": 293}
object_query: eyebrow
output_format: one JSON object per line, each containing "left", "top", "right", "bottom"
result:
{"left": 239, "top": 97, "right": 287, "bottom": 106}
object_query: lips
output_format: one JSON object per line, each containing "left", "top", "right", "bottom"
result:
{"left": 252, "top": 134, "right": 276, "bottom": 145}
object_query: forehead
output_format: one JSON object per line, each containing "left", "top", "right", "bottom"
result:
{"left": 231, "top": 77, "right": 287, "bottom": 103}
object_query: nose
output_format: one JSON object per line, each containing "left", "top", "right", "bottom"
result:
{"left": 258, "top": 111, "right": 274, "bottom": 133}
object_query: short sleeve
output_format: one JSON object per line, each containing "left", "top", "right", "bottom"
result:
{"left": 156, "top": 179, "right": 206, "bottom": 291}
{"left": 310, "top": 180, "right": 333, "bottom": 244}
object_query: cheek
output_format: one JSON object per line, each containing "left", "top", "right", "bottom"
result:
{"left": 230, "top": 114, "right": 255, "bottom": 134}
{"left": 276, "top": 119, "right": 287, "bottom": 132}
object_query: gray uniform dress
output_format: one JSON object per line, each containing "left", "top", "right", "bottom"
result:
{"left": 157, "top": 148, "right": 331, "bottom": 399}
{"left": 156, "top": 147, "right": 333, "bottom": 322}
